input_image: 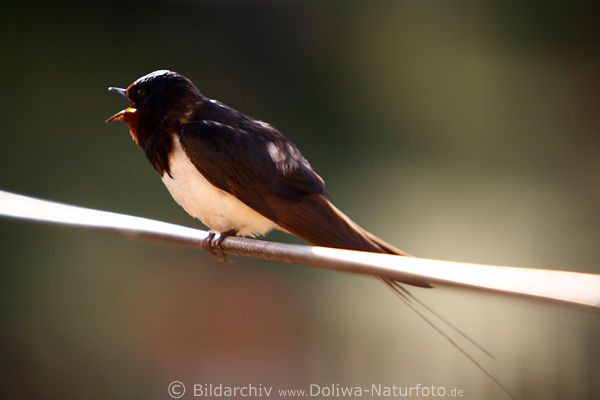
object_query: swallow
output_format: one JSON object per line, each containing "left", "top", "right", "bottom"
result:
{"left": 105, "top": 71, "right": 519, "bottom": 396}
{"left": 106, "top": 70, "right": 428, "bottom": 287}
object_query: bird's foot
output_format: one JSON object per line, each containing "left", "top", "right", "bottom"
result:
{"left": 202, "top": 231, "right": 218, "bottom": 258}
{"left": 202, "top": 229, "right": 237, "bottom": 262}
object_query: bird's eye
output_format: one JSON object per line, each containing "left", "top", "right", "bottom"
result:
{"left": 136, "top": 87, "right": 146, "bottom": 97}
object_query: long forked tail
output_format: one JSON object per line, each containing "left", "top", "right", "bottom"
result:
{"left": 381, "top": 279, "right": 516, "bottom": 399}
{"left": 274, "top": 194, "right": 432, "bottom": 286}
{"left": 282, "top": 196, "right": 516, "bottom": 399}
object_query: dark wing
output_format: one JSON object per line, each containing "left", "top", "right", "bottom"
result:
{"left": 179, "top": 120, "right": 430, "bottom": 286}
{"left": 178, "top": 120, "right": 326, "bottom": 222}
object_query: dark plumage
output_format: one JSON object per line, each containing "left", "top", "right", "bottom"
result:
{"left": 106, "top": 71, "right": 520, "bottom": 395}
{"left": 107, "top": 70, "right": 430, "bottom": 287}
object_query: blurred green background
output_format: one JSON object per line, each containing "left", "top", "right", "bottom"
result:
{"left": 1, "top": 1, "right": 599, "bottom": 399}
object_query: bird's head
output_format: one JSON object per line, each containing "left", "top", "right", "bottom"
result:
{"left": 106, "top": 70, "right": 202, "bottom": 146}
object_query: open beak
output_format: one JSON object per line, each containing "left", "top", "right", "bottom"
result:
{"left": 106, "top": 86, "right": 136, "bottom": 123}
{"left": 108, "top": 86, "right": 128, "bottom": 99}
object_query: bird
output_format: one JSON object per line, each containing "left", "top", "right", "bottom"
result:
{"left": 106, "top": 70, "right": 514, "bottom": 398}
{"left": 106, "top": 69, "right": 429, "bottom": 287}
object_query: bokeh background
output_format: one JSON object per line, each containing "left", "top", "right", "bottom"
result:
{"left": 1, "top": 1, "right": 599, "bottom": 399}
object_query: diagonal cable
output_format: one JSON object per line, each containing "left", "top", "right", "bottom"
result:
{"left": 1, "top": 189, "right": 599, "bottom": 310}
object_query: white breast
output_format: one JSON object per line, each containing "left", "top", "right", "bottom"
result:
{"left": 161, "top": 136, "right": 279, "bottom": 236}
